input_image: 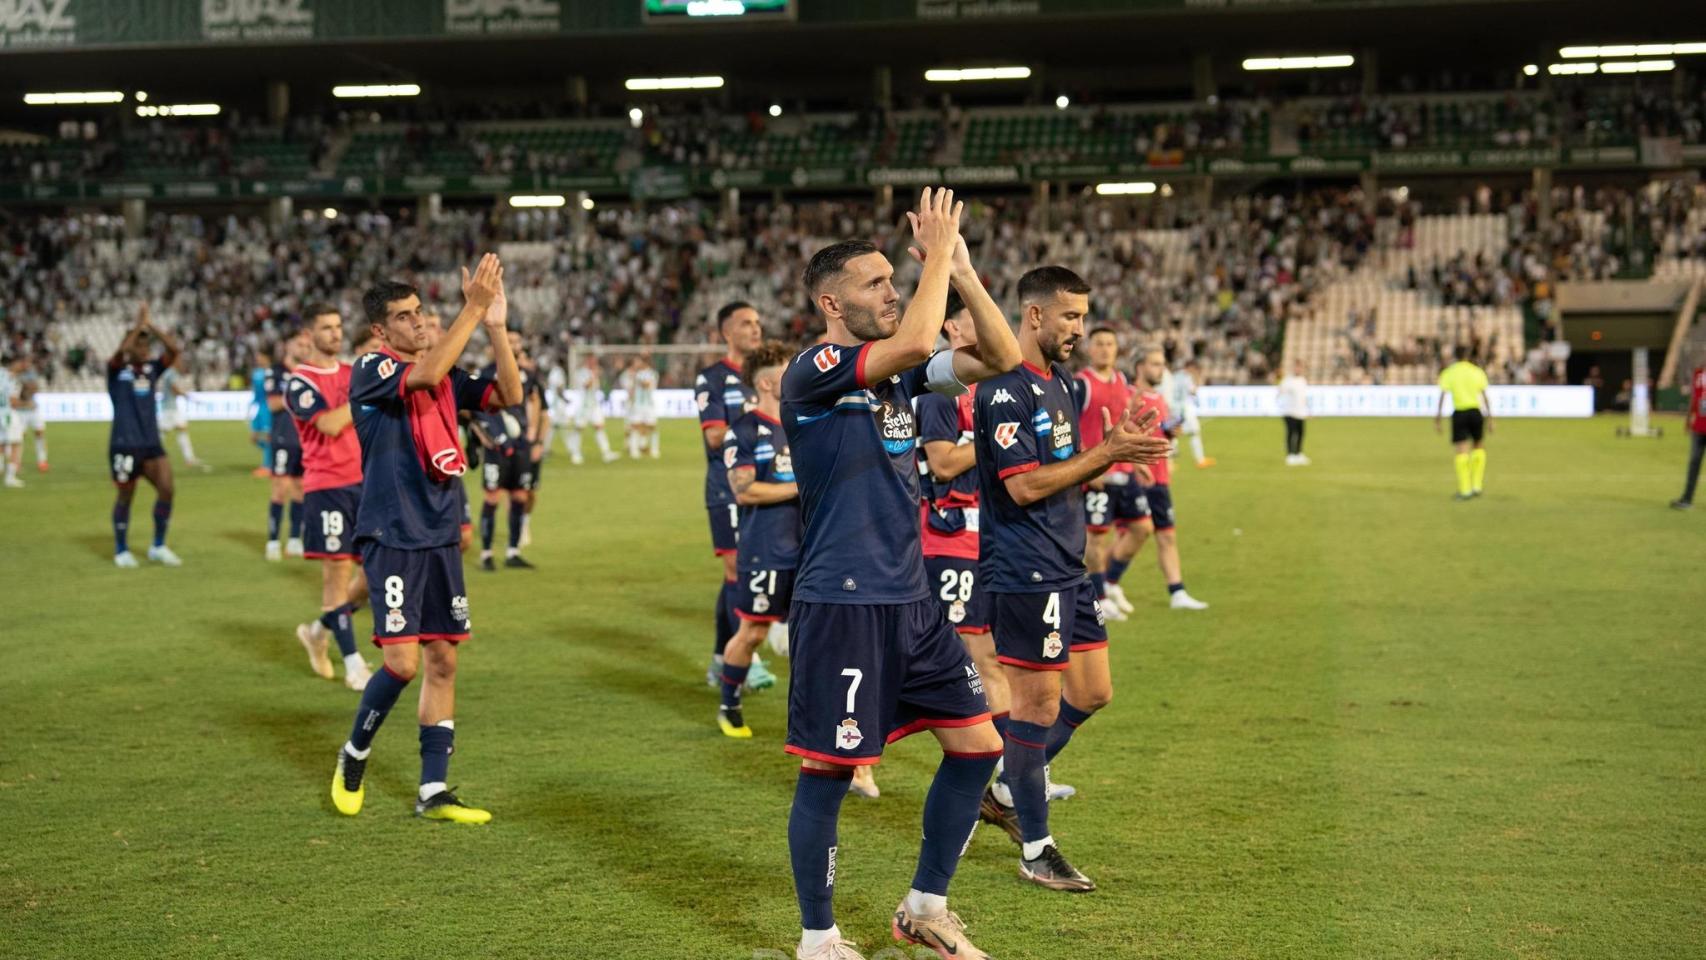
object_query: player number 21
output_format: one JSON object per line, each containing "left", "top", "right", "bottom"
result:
{"left": 840, "top": 668, "right": 863, "bottom": 713}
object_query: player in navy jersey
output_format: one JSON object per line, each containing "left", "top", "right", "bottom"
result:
{"left": 696, "top": 301, "right": 777, "bottom": 692}
{"left": 971, "top": 266, "right": 1169, "bottom": 893}
{"left": 411, "top": 310, "right": 472, "bottom": 555}
{"left": 716, "top": 340, "right": 800, "bottom": 739}
{"left": 779, "top": 187, "right": 1023, "bottom": 960}
{"left": 328, "top": 255, "right": 521, "bottom": 825}
{"left": 264, "top": 334, "right": 307, "bottom": 561}
{"left": 472, "top": 329, "right": 541, "bottom": 571}
{"left": 107, "top": 304, "right": 183, "bottom": 568}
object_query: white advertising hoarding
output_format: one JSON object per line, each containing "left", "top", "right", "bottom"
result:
{"left": 37, "top": 385, "right": 1595, "bottom": 422}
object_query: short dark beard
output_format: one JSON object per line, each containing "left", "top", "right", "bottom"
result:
{"left": 1040, "top": 332, "right": 1076, "bottom": 365}
{"left": 842, "top": 301, "right": 890, "bottom": 342}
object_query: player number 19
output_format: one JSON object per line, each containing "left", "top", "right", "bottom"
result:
{"left": 840, "top": 668, "right": 863, "bottom": 713}
{"left": 321, "top": 511, "right": 344, "bottom": 537}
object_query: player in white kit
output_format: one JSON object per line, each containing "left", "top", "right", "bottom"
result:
{"left": 1169, "top": 358, "right": 1214, "bottom": 468}
{"left": 0, "top": 356, "right": 21, "bottom": 488}
{"left": 623, "top": 355, "right": 660, "bottom": 459}
{"left": 156, "top": 355, "right": 209, "bottom": 471}
{"left": 562, "top": 353, "right": 619, "bottom": 464}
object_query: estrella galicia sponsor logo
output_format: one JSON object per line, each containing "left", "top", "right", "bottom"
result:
{"left": 878, "top": 399, "right": 915, "bottom": 456}
{"left": 1050, "top": 413, "right": 1074, "bottom": 459}
{"left": 202, "top": 0, "right": 313, "bottom": 42}
{"left": 0, "top": 0, "right": 76, "bottom": 48}
{"left": 445, "top": 0, "right": 558, "bottom": 35}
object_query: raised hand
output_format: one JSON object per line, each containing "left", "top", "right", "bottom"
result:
{"left": 905, "top": 186, "right": 962, "bottom": 267}
{"left": 461, "top": 253, "right": 502, "bottom": 313}
{"left": 481, "top": 261, "right": 509, "bottom": 333}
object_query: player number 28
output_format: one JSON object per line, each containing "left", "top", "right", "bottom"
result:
{"left": 938, "top": 569, "right": 974, "bottom": 603}
{"left": 384, "top": 575, "right": 405, "bottom": 610}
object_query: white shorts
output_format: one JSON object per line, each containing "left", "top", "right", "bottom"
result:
{"left": 159, "top": 411, "right": 182, "bottom": 432}
{"left": 1178, "top": 405, "right": 1201, "bottom": 435}
{"left": 574, "top": 409, "right": 605, "bottom": 429}
{"left": 1, "top": 410, "right": 17, "bottom": 444}
{"left": 628, "top": 405, "right": 657, "bottom": 426}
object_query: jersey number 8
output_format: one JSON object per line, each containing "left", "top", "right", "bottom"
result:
{"left": 384, "top": 575, "right": 405, "bottom": 610}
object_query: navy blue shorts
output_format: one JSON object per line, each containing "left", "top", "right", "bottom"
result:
{"left": 1085, "top": 478, "right": 1146, "bottom": 531}
{"left": 707, "top": 503, "right": 739, "bottom": 556}
{"left": 991, "top": 580, "right": 1108, "bottom": 671}
{"left": 736, "top": 567, "right": 795, "bottom": 623}
{"left": 360, "top": 541, "right": 471, "bottom": 647}
{"left": 303, "top": 484, "right": 361, "bottom": 560}
{"left": 1139, "top": 483, "right": 1175, "bottom": 531}
{"left": 270, "top": 444, "right": 304, "bottom": 478}
{"left": 527, "top": 457, "right": 544, "bottom": 492}
{"left": 785, "top": 598, "right": 991, "bottom": 766}
{"left": 109, "top": 445, "right": 166, "bottom": 484}
{"left": 480, "top": 448, "right": 532, "bottom": 492}
{"left": 924, "top": 554, "right": 989, "bottom": 635}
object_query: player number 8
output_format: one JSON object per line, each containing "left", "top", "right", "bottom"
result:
{"left": 384, "top": 575, "right": 405, "bottom": 610}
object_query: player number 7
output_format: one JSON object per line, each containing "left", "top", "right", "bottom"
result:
{"left": 840, "top": 668, "right": 863, "bottom": 713}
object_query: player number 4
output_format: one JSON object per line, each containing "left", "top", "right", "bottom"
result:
{"left": 1043, "top": 591, "right": 1062, "bottom": 629}
{"left": 384, "top": 575, "right": 405, "bottom": 610}
{"left": 840, "top": 668, "right": 862, "bottom": 713}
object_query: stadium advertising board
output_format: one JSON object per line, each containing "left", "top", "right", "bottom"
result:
{"left": 1195, "top": 385, "right": 1594, "bottom": 418}
{"left": 40, "top": 386, "right": 1592, "bottom": 422}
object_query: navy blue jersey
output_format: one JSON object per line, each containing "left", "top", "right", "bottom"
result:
{"left": 781, "top": 341, "right": 963, "bottom": 605}
{"left": 264, "top": 363, "right": 301, "bottom": 449}
{"left": 973, "top": 361, "right": 1088, "bottom": 592}
{"left": 696, "top": 358, "right": 756, "bottom": 508}
{"left": 724, "top": 410, "right": 801, "bottom": 572}
{"left": 915, "top": 390, "right": 980, "bottom": 540}
{"left": 349, "top": 351, "right": 497, "bottom": 550}
{"left": 107, "top": 359, "right": 164, "bottom": 449}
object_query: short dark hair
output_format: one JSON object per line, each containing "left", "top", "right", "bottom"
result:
{"left": 300, "top": 303, "right": 339, "bottom": 330}
{"left": 1087, "top": 326, "right": 1117, "bottom": 340}
{"left": 803, "top": 240, "right": 880, "bottom": 311}
{"left": 1017, "top": 265, "right": 1091, "bottom": 305}
{"left": 743, "top": 339, "right": 794, "bottom": 390}
{"left": 362, "top": 281, "right": 418, "bottom": 325}
{"left": 944, "top": 288, "right": 967, "bottom": 320}
{"left": 716, "top": 301, "right": 755, "bottom": 330}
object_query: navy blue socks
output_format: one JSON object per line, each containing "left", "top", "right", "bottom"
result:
{"left": 789, "top": 766, "right": 853, "bottom": 931}
{"left": 912, "top": 751, "right": 1000, "bottom": 895}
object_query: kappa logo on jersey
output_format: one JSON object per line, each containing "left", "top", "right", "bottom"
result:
{"left": 990, "top": 388, "right": 1016, "bottom": 404}
{"left": 993, "top": 421, "right": 1020, "bottom": 449}
{"left": 1031, "top": 383, "right": 1045, "bottom": 396}
{"left": 814, "top": 346, "right": 842, "bottom": 373}
{"left": 835, "top": 718, "right": 864, "bottom": 750}
{"left": 377, "top": 358, "right": 396, "bottom": 379}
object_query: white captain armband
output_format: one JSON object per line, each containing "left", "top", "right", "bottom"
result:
{"left": 924, "top": 349, "right": 968, "bottom": 398}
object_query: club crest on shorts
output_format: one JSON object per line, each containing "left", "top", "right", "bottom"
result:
{"left": 385, "top": 608, "right": 407, "bottom": 634}
{"left": 325, "top": 535, "right": 341, "bottom": 552}
{"left": 835, "top": 717, "right": 864, "bottom": 751}
{"left": 948, "top": 600, "right": 966, "bottom": 623}
{"left": 1043, "top": 630, "right": 1064, "bottom": 659}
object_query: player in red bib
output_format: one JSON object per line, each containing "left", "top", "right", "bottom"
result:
{"left": 1104, "top": 347, "right": 1210, "bottom": 611}
{"left": 284, "top": 305, "right": 373, "bottom": 691}
{"left": 1075, "top": 329, "right": 1143, "bottom": 621}
{"left": 1673, "top": 360, "right": 1706, "bottom": 510}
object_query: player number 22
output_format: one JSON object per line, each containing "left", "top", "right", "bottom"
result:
{"left": 840, "top": 668, "right": 863, "bottom": 713}
{"left": 384, "top": 575, "right": 405, "bottom": 610}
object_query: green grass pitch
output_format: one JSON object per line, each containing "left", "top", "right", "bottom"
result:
{"left": 3, "top": 416, "right": 1702, "bottom": 959}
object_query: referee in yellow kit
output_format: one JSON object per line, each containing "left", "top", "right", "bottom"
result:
{"left": 1434, "top": 352, "right": 1491, "bottom": 500}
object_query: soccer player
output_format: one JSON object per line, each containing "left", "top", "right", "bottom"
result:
{"left": 0, "top": 356, "right": 21, "bottom": 488}
{"left": 1075, "top": 328, "right": 1142, "bottom": 622}
{"left": 516, "top": 344, "right": 548, "bottom": 549}
{"left": 697, "top": 301, "right": 776, "bottom": 692}
{"left": 1673, "top": 355, "right": 1706, "bottom": 510}
{"left": 284, "top": 304, "right": 373, "bottom": 691}
{"left": 329, "top": 255, "right": 520, "bottom": 824}
{"left": 472, "top": 329, "right": 539, "bottom": 571}
{"left": 107, "top": 304, "right": 182, "bottom": 568}
{"left": 1106, "top": 347, "right": 1210, "bottom": 611}
{"left": 157, "top": 354, "right": 209, "bottom": 471}
{"left": 972, "top": 266, "right": 1169, "bottom": 894}
{"left": 11, "top": 354, "right": 47, "bottom": 474}
{"left": 717, "top": 340, "right": 799, "bottom": 739}
{"left": 264, "top": 335, "right": 307, "bottom": 561}
{"left": 1171, "top": 357, "right": 1214, "bottom": 468}
{"left": 1435, "top": 351, "right": 1491, "bottom": 500}
{"left": 249, "top": 348, "right": 273, "bottom": 477}
{"left": 565, "top": 353, "right": 618, "bottom": 464}
{"left": 1278, "top": 361, "right": 1311, "bottom": 465}
{"left": 780, "top": 187, "right": 1024, "bottom": 960}
{"left": 625, "top": 354, "right": 661, "bottom": 459}
{"left": 412, "top": 311, "right": 473, "bottom": 555}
